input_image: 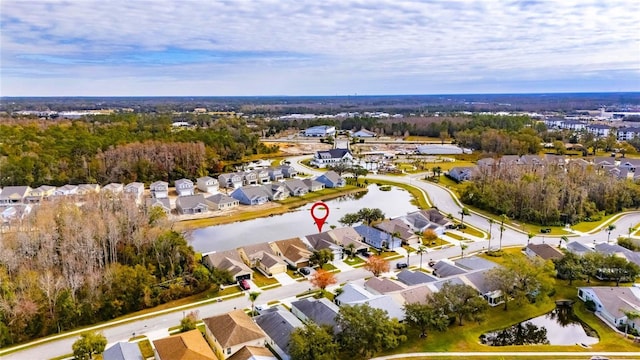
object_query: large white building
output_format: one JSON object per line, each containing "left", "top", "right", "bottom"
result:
{"left": 304, "top": 125, "right": 336, "bottom": 137}
{"left": 416, "top": 144, "right": 469, "bottom": 155}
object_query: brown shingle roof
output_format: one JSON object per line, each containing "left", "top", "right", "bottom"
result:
{"left": 153, "top": 330, "right": 218, "bottom": 360}
{"left": 226, "top": 346, "right": 275, "bottom": 360}
{"left": 526, "top": 243, "right": 564, "bottom": 260}
{"left": 203, "top": 310, "right": 266, "bottom": 349}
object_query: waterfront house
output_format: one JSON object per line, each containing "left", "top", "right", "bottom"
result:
{"left": 302, "top": 178, "right": 324, "bottom": 192}
{"left": 206, "top": 193, "right": 239, "bottom": 211}
{"left": 175, "top": 194, "right": 211, "bottom": 215}
{"left": 578, "top": 285, "right": 640, "bottom": 332}
{"left": 353, "top": 225, "right": 402, "bottom": 250}
{"left": 310, "top": 148, "right": 353, "bottom": 168}
{"left": 231, "top": 186, "right": 270, "bottom": 205}
{"left": 282, "top": 178, "right": 308, "bottom": 196}
{"left": 203, "top": 250, "right": 252, "bottom": 283}
{"left": 314, "top": 171, "right": 345, "bottom": 188}
{"left": 270, "top": 237, "right": 312, "bottom": 268}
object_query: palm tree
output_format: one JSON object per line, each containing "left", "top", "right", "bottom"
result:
{"left": 416, "top": 245, "right": 427, "bottom": 269}
{"left": 487, "top": 218, "right": 495, "bottom": 252}
{"left": 459, "top": 207, "right": 470, "bottom": 231}
{"left": 606, "top": 224, "right": 616, "bottom": 243}
{"left": 406, "top": 247, "right": 413, "bottom": 265}
{"left": 460, "top": 244, "right": 468, "bottom": 258}
{"left": 621, "top": 310, "right": 640, "bottom": 337}
{"left": 527, "top": 232, "right": 535, "bottom": 246}
{"left": 346, "top": 243, "right": 356, "bottom": 259}
{"left": 499, "top": 214, "right": 508, "bottom": 250}
{"left": 248, "top": 291, "right": 261, "bottom": 317}
{"left": 629, "top": 226, "right": 636, "bottom": 239}
{"left": 560, "top": 235, "right": 569, "bottom": 248}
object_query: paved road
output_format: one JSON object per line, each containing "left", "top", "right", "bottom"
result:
{"left": 4, "top": 155, "right": 640, "bottom": 359}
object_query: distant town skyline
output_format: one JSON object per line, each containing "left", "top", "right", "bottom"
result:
{"left": 1, "top": 0, "right": 639, "bottom": 97}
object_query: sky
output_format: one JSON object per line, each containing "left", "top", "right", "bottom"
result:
{"left": 1, "top": 0, "right": 639, "bottom": 96}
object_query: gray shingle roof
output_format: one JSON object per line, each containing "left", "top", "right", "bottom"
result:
{"left": 396, "top": 269, "right": 438, "bottom": 286}
{"left": 103, "top": 342, "right": 144, "bottom": 360}
{"left": 291, "top": 298, "right": 340, "bottom": 329}
{"left": 255, "top": 309, "right": 303, "bottom": 354}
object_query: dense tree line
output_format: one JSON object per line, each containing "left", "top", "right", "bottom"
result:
{"left": 0, "top": 114, "right": 278, "bottom": 186}
{"left": 0, "top": 195, "right": 217, "bottom": 346}
{"left": 461, "top": 161, "right": 640, "bottom": 225}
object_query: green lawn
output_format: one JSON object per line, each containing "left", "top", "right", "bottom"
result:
{"left": 321, "top": 263, "right": 338, "bottom": 271}
{"left": 251, "top": 271, "right": 280, "bottom": 287}
{"left": 425, "top": 237, "right": 450, "bottom": 248}
{"left": 344, "top": 256, "right": 365, "bottom": 266}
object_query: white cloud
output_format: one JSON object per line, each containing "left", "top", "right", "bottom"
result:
{"left": 1, "top": 0, "right": 639, "bottom": 95}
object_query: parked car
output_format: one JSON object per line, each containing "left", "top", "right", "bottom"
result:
{"left": 361, "top": 251, "right": 372, "bottom": 258}
{"left": 396, "top": 262, "right": 408, "bottom": 269}
{"left": 540, "top": 228, "right": 551, "bottom": 233}
{"left": 239, "top": 279, "right": 250, "bottom": 290}
{"left": 299, "top": 267, "right": 311, "bottom": 276}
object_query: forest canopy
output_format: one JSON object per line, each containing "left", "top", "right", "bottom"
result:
{"left": 0, "top": 114, "right": 278, "bottom": 186}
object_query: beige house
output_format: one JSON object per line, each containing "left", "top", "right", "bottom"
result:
{"left": 270, "top": 238, "right": 312, "bottom": 268}
{"left": 203, "top": 309, "right": 267, "bottom": 359}
{"left": 226, "top": 346, "right": 276, "bottom": 360}
{"left": 238, "top": 243, "right": 286, "bottom": 276}
{"left": 153, "top": 329, "right": 218, "bottom": 360}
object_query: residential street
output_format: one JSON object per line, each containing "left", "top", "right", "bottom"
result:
{"left": 3, "top": 155, "right": 640, "bottom": 359}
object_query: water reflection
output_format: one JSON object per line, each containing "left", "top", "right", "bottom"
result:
{"left": 480, "top": 305, "right": 599, "bottom": 346}
{"left": 189, "top": 185, "right": 419, "bottom": 253}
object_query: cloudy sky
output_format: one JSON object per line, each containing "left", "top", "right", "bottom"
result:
{"left": 1, "top": 0, "right": 639, "bottom": 96}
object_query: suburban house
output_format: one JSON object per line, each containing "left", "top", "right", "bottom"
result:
{"left": 197, "top": 176, "right": 219, "bottom": 193}
{"left": 578, "top": 285, "right": 640, "bottom": 332}
{"left": 175, "top": 194, "right": 211, "bottom": 215}
{"left": 462, "top": 270, "right": 504, "bottom": 307}
{"left": 103, "top": 342, "right": 144, "bottom": 360}
{"left": 0, "top": 186, "right": 31, "bottom": 204}
{"left": 253, "top": 169, "right": 270, "bottom": 184}
{"left": 334, "top": 282, "right": 405, "bottom": 320}
{"left": 153, "top": 329, "right": 218, "bottom": 360}
{"left": 77, "top": 183, "right": 101, "bottom": 196}
{"left": 431, "top": 260, "right": 468, "bottom": 278}
{"left": 279, "top": 165, "right": 298, "bottom": 178}
{"left": 364, "top": 277, "right": 406, "bottom": 295}
{"left": 264, "top": 183, "right": 289, "bottom": 201}
{"left": 352, "top": 128, "right": 376, "bottom": 138}
{"left": 238, "top": 243, "right": 286, "bottom": 277}
{"left": 396, "top": 269, "right": 439, "bottom": 286}
{"left": 255, "top": 308, "right": 304, "bottom": 360}
{"left": 447, "top": 167, "right": 476, "bottom": 182}
{"left": 353, "top": 225, "right": 402, "bottom": 250}
{"left": 203, "top": 309, "right": 267, "bottom": 360}
{"left": 25, "top": 185, "right": 56, "bottom": 203}
{"left": 619, "top": 159, "right": 640, "bottom": 173}
{"left": 101, "top": 183, "right": 124, "bottom": 194}
{"left": 327, "top": 227, "right": 369, "bottom": 253}
{"left": 594, "top": 243, "right": 640, "bottom": 267}
{"left": 375, "top": 218, "right": 420, "bottom": 244}
{"left": 400, "top": 209, "right": 451, "bottom": 236}
{"left": 566, "top": 241, "right": 595, "bottom": 256}
{"left": 175, "top": 178, "right": 195, "bottom": 197}
{"left": 150, "top": 181, "right": 169, "bottom": 198}
{"left": 282, "top": 178, "right": 309, "bottom": 196}
{"left": 203, "top": 250, "right": 253, "bottom": 283}
{"left": 271, "top": 237, "right": 312, "bottom": 268}
{"left": 302, "top": 178, "right": 325, "bottom": 192}
{"left": 314, "top": 171, "right": 346, "bottom": 188}
{"left": 53, "top": 184, "right": 78, "bottom": 197}
{"left": 241, "top": 172, "right": 259, "bottom": 186}
{"left": 145, "top": 197, "right": 171, "bottom": 214}
{"left": 310, "top": 148, "right": 353, "bottom": 168}
{"left": 290, "top": 297, "right": 340, "bottom": 333}
{"left": 226, "top": 346, "right": 277, "bottom": 360}
{"left": 207, "top": 193, "right": 240, "bottom": 211}
{"left": 267, "top": 167, "right": 284, "bottom": 182}
{"left": 124, "top": 182, "right": 145, "bottom": 204}
{"left": 524, "top": 243, "right": 564, "bottom": 261}
{"left": 231, "top": 186, "right": 270, "bottom": 205}
{"left": 218, "top": 173, "right": 244, "bottom": 189}
{"left": 304, "top": 232, "right": 344, "bottom": 259}
{"left": 304, "top": 125, "right": 336, "bottom": 137}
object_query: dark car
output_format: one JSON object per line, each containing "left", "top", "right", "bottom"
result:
{"left": 428, "top": 260, "right": 436, "bottom": 267}
{"left": 361, "top": 251, "right": 372, "bottom": 258}
{"left": 299, "top": 267, "right": 311, "bottom": 276}
{"left": 396, "top": 262, "right": 408, "bottom": 269}
{"left": 239, "top": 279, "right": 250, "bottom": 290}
{"left": 540, "top": 228, "right": 551, "bottom": 233}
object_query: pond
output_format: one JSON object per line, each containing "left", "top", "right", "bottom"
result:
{"left": 189, "top": 184, "right": 420, "bottom": 253}
{"left": 480, "top": 304, "right": 599, "bottom": 346}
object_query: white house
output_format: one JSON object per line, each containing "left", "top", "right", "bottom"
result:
{"left": 304, "top": 125, "right": 336, "bottom": 137}
{"left": 352, "top": 128, "right": 376, "bottom": 138}
{"left": 197, "top": 176, "right": 219, "bottom": 193}
{"left": 578, "top": 285, "right": 640, "bottom": 332}
{"left": 310, "top": 148, "right": 353, "bottom": 168}
{"left": 175, "top": 178, "right": 195, "bottom": 197}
